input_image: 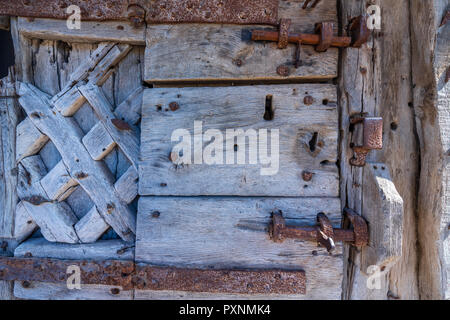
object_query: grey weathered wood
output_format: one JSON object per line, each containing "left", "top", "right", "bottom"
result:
{"left": 52, "top": 42, "right": 115, "bottom": 102}
{"left": 0, "top": 71, "right": 19, "bottom": 238}
{"left": 140, "top": 84, "right": 339, "bottom": 197}
{"left": 361, "top": 163, "right": 403, "bottom": 272}
{"left": 18, "top": 82, "right": 136, "bottom": 242}
{"left": 40, "top": 161, "right": 79, "bottom": 202}
{"left": 74, "top": 206, "right": 109, "bottom": 243}
{"left": 14, "top": 201, "right": 37, "bottom": 243}
{"left": 145, "top": 0, "right": 338, "bottom": 82}
{"left": 18, "top": 17, "right": 145, "bottom": 45}
{"left": 82, "top": 122, "right": 116, "bottom": 161}
{"left": 114, "top": 166, "right": 138, "bottom": 205}
{"left": 53, "top": 86, "right": 85, "bottom": 117}
{"left": 15, "top": 117, "right": 49, "bottom": 162}
{"left": 13, "top": 238, "right": 134, "bottom": 300}
{"left": 409, "top": 0, "right": 450, "bottom": 300}
{"left": 136, "top": 197, "right": 342, "bottom": 300}
{"left": 114, "top": 87, "right": 143, "bottom": 126}
{"left": 79, "top": 84, "right": 140, "bottom": 169}
{"left": 17, "top": 155, "right": 48, "bottom": 200}
{"left": 339, "top": 0, "right": 418, "bottom": 300}
{"left": 21, "top": 201, "right": 79, "bottom": 244}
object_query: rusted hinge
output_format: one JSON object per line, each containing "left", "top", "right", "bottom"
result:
{"left": 0, "top": 257, "right": 306, "bottom": 295}
{"left": 0, "top": 0, "right": 279, "bottom": 27}
{"left": 350, "top": 115, "right": 383, "bottom": 167}
{"left": 269, "top": 208, "right": 369, "bottom": 253}
{"left": 251, "top": 15, "right": 371, "bottom": 69}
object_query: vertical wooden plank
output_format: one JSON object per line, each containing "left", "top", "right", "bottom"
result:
{"left": 339, "top": 0, "right": 418, "bottom": 299}
{"left": 0, "top": 70, "right": 19, "bottom": 238}
{"left": 409, "top": 0, "right": 450, "bottom": 300}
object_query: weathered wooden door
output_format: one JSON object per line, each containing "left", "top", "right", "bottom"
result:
{"left": 1, "top": 0, "right": 431, "bottom": 300}
{"left": 135, "top": 1, "right": 343, "bottom": 299}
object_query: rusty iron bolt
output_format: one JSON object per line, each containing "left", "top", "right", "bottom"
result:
{"left": 302, "top": 171, "right": 314, "bottom": 182}
{"left": 303, "top": 96, "right": 314, "bottom": 105}
{"left": 233, "top": 58, "right": 243, "bottom": 67}
{"left": 276, "top": 65, "right": 290, "bottom": 77}
{"left": 127, "top": 4, "right": 146, "bottom": 28}
{"left": 169, "top": 102, "right": 180, "bottom": 111}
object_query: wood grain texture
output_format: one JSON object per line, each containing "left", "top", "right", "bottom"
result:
{"left": 0, "top": 71, "right": 19, "bottom": 238}
{"left": 40, "top": 161, "right": 79, "bottom": 201}
{"left": 16, "top": 117, "right": 49, "bottom": 162}
{"left": 409, "top": 0, "right": 450, "bottom": 300}
{"left": 18, "top": 17, "right": 145, "bottom": 45}
{"left": 82, "top": 122, "right": 116, "bottom": 161}
{"left": 140, "top": 84, "right": 339, "bottom": 197}
{"left": 145, "top": 0, "right": 338, "bottom": 82}
{"left": 74, "top": 206, "right": 109, "bottom": 243}
{"left": 339, "top": 0, "right": 418, "bottom": 300}
{"left": 136, "top": 197, "right": 343, "bottom": 300}
{"left": 18, "top": 83, "right": 136, "bottom": 242}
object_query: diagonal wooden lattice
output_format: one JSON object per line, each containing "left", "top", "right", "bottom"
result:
{"left": 15, "top": 43, "right": 143, "bottom": 244}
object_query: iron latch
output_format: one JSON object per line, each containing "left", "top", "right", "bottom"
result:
{"left": 350, "top": 116, "right": 383, "bottom": 167}
{"left": 269, "top": 208, "right": 369, "bottom": 253}
{"left": 250, "top": 15, "right": 371, "bottom": 70}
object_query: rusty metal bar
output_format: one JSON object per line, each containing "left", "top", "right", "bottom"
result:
{"left": 0, "top": 256, "right": 306, "bottom": 294}
{"left": 251, "top": 30, "right": 352, "bottom": 48}
{"left": 269, "top": 211, "right": 368, "bottom": 252}
{"left": 0, "top": 0, "right": 279, "bottom": 25}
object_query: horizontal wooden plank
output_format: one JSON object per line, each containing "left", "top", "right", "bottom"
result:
{"left": 13, "top": 238, "right": 134, "bottom": 300}
{"left": 18, "top": 18, "right": 145, "bottom": 45}
{"left": 144, "top": 0, "right": 338, "bottom": 82}
{"left": 136, "top": 197, "right": 343, "bottom": 300}
{"left": 140, "top": 84, "right": 339, "bottom": 197}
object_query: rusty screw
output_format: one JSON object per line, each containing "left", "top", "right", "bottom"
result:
{"left": 127, "top": 4, "right": 146, "bottom": 28}
{"left": 302, "top": 171, "right": 314, "bottom": 182}
{"left": 303, "top": 96, "right": 314, "bottom": 105}
{"left": 21, "top": 281, "right": 31, "bottom": 288}
{"left": 169, "top": 102, "right": 179, "bottom": 111}
{"left": 276, "top": 65, "right": 290, "bottom": 77}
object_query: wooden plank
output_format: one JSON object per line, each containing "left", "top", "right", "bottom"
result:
{"left": 82, "top": 122, "right": 116, "bottom": 161}
{"left": 18, "top": 82, "right": 136, "bottom": 242}
{"left": 13, "top": 238, "right": 134, "bottom": 300}
{"left": 74, "top": 207, "right": 109, "bottom": 243}
{"left": 136, "top": 197, "right": 342, "bottom": 300}
{"left": 17, "top": 155, "right": 48, "bottom": 200}
{"left": 18, "top": 18, "right": 145, "bottom": 45}
{"left": 79, "top": 84, "right": 140, "bottom": 169}
{"left": 114, "top": 86, "right": 143, "bottom": 126}
{"left": 14, "top": 201, "right": 37, "bottom": 243}
{"left": 40, "top": 161, "right": 79, "bottom": 201}
{"left": 140, "top": 84, "right": 339, "bottom": 197}
{"left": 144, "top": 0, "right": 338, "bottom": 82}
{"left": 339, "top": 0, "right": 418, "bottom": 300}
{"left": 0, "top": 72, "right": 19, "bottom": 238}
{"left": 21, "top": 201, "right": 79, "bottom": 244}
{"left": 16, "top": 117, "right": 49, "bottom": 162}
{"left": 114, "top": 166, "right": 138, "bottom": 204}
{"left": 409, "top": 0, "right": 450, "bottom": 300}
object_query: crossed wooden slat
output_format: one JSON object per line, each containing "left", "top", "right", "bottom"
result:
{"left": 15, "top": 43, "right": 143, "bottom": 244}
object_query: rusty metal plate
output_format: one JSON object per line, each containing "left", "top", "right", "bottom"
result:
{"left": 0, "top": 256, "right": 306, "bottom": 294}
{"left": 0, "top": 0, "right": 279, "bottom": 25}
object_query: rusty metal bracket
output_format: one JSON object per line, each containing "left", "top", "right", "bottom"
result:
{"left": 269, "top": 209, "right": 369, "bottom": 253}
{"left": 0, "top": 0, "right": 279, "bottom": 26}
{"left": 350, "top": 116, "right": 383, "bottom": 167}
{"left": 0, "top": 256, "right": 306, "bottom": 295}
